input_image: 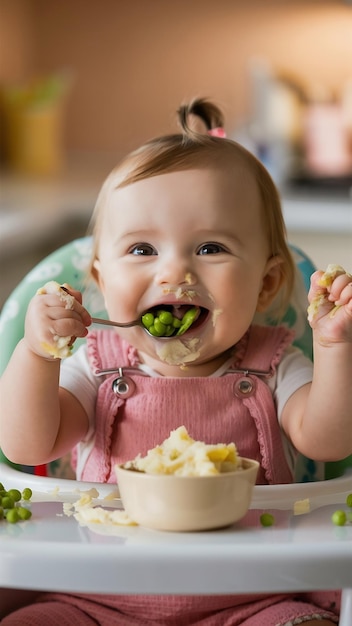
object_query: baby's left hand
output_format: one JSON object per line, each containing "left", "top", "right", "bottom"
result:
{"left": 307, "top": 265, "right": 352, "bottom": 343}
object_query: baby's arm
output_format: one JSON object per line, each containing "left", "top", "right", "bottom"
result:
{"left": 282, "top": 266, "right": 352, "bottom": 461}
{"left": 0, "top": 284, "right": 92, "bottom": 466}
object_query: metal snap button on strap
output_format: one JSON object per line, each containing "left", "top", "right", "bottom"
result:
{"left": 94, "top": 366, "right": 149, "bottom": 398}
{"left": 229, "top": 367, "right": 272, "bottom": 399}
{"left": 112, "top": 369, "right": 136, "bottom": 398}
{"left": 234, "top": 376, "right": 255, "bottom": 398}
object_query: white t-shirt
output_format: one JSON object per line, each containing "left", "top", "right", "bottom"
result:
{"left": 60, "top": 343, "right": 313, "bottom": 478}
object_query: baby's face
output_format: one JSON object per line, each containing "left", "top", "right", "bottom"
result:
{"left": 94, "top": 166, "right": 277, "bottom": 375}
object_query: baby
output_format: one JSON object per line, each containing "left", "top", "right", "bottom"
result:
{"left": 1, "top": 98, "right": 351, "bottom": 625}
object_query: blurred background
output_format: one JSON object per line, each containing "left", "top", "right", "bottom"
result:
{"left": 1, "top": 0, "right": 351, "bottom": 309}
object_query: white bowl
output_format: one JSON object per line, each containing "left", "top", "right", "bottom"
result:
{"left": 115, "top": 457, "right": 259, "bottom": 532}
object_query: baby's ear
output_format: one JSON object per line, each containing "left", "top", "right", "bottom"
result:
{"left": 256, "top": 256, "right": 284, "bottom": 312}
{"left": 91, "top": 259, "right": 104, "bottom": 290}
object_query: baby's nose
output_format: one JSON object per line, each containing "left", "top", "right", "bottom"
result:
{"left": 155, "top": 257, "right": 196, "bottom": 286}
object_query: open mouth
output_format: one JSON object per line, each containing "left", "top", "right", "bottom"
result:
{"left": 141, "top": 305, "right": 209, "bottom": 337}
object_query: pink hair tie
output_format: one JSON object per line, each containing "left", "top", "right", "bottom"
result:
{"left": 207, "top": 127, "right": 227, "bottom": 138}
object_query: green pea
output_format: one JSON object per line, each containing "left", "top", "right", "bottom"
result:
{"left": 22, "top": 488, "right": 33, "bottom": 501}
{"left": 153, "top": 318, "right": 167, "bottom": 335}
{"left": 346, "top": 493, "right": 352, "bottom": 508}
{"left": 141, "top": 312, "right": 154, "bottom": 329}
{"left": 7, "top": 489, "right": 21, "bottom": 503}
{"left": 0, "top": 484, "right": 34, "bottom": 524}
{"left": 176, "top": 307, "right": 199, "bottom": 336}
{"left": 260, "top": 513, "right": 275, "bottom": 527}
{"left": 6, "top": 508, "right": 19, "bottom": 524}
{"left": 17, "top": 507, "right": 32, "bottom": 521}
{"left": 158, "top": 310, "right": 174, "bottom": 325}
{"left": 331, "top": 510, "right": 347, "bottom": 526}
{"left": 1, "top": 496, "right": 14, "bottom": 509}
{"left": 147, "top": 324, "right": 163, "bottom": 337}
{"left": 142, "top": 307, "right": 201, "bottom": 337}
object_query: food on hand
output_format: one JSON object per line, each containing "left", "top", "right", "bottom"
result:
{"left": 37, "top": 280, "right": 75, "bottom": 309}
{"left": 121, "top": 425, "right": 239, "bottom": 476}
{"left": 36, "top": 281, "right": 75, "bottom": 358}
{"left": 317, "top": 264, "right": 345, "bottom": 288}
{"left": 307, "top": 264, "right": 347, "bottom": 322}
{"left": 141, "top": 306, "right": 200, "bottom": 337}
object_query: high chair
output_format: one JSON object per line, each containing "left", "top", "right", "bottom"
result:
{"left": 0, "top": 237, "right": 351, "bottom": 480}
{"left": 0, "top": 238, "right": 351, "bottom": 624}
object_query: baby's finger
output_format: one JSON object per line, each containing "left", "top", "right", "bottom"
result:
{"left": 308, "top": 271, "right": 325, "bottom": 303}
{"left": 334, "top": 280, "right": 352, "bottom": 306}
{"left": 59, "top": 285, "right": 91, "bottom": 326}
{"left": 37, "top": 281, "right": 91, "bottom": 327}
{"left": 60, "top": 284, "right": 83, "bottom": 305}
{"left": 47, "top": 317, "right": 88, "bottom": 340}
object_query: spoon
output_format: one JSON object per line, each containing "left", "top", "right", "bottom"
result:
{"left": 91, "top": 316, "right": 173, "bottom": 340}
{"left": 91, "top": 316, "right": 143, "bottom": 330}
{"left": 91, "top": 306, "right": 200, "bottom": 339}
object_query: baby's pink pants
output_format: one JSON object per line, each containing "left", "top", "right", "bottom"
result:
{"left": 1, "top": 591, "right": 340, "bottom": 625}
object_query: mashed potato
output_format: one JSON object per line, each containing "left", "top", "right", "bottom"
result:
{"left": 121, "top": 425, "right": 239, "bottom": 476}
{"left": 307, "top": 264, "right": 347, "bottom": 322}
{"left": 63, "top": 490, "right": 137, "bottom": 527}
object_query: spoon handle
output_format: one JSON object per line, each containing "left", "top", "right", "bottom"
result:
{"left": 91, "top": 317, "right": 139, "bottom": 329}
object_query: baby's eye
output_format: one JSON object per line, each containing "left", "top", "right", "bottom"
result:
{"left": 129, "top": 243, "right": 157, "bottom": 256}
{"left": 197, "top": 242, "right": 227, "bottom": 255}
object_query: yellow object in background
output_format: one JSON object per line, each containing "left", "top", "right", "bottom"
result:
{"left": 1, "top": 73, "right": 71, "bottom": 176}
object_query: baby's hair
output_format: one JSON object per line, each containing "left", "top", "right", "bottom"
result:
{"left": 177, "top": 97, "right": 225, "bottom": 134}
{"left": 89, "top": 102, "right": 295, "bottom": 321}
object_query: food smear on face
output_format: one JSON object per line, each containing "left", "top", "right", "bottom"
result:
{"left": 121, "top": 425, "right": 239, "bottom": 476}
{"left": 163, "top": 286, "right": 196, "bottom": 300}
{"left": 307, "top": 264, "right": 347, "bottom": 322}
{"left": 36, "top": 281, "right": 75, "bottom": 358}
{"left": 212, "top": 308, "right": 222, "bottom": 325}
{"left": 156, "top": 337, "right": 201, "bottom": 365}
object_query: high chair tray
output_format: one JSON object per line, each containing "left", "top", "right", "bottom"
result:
{"left": 0, "top": 464, "right": 351, "bottom": 596}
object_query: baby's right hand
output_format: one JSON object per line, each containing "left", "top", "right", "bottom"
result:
{"left": 24, "top": 281, "right": 92, "bottom": 359}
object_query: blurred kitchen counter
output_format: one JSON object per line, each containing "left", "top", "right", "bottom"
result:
{"left": 0, "top": 155, "right": 116, "bottom": 255}
{"left": 0, "top": 154, "right": 115, "bottom": 308}
{"left": 0, "top": 157, "right": 351, "bottom": 307}
{"left": 281, "top": 187, "right": 351, "bottom": 271}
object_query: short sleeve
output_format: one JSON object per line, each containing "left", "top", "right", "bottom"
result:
{"left": 274, "top": 346, "right": 313, "bottom": 421}
{"left": 59, "top": 344, "right": 99, "bottom": 438}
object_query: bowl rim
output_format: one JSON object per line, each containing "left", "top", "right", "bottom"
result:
{"left": 116, "top": 456, "right": 259, "bottom": 480}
